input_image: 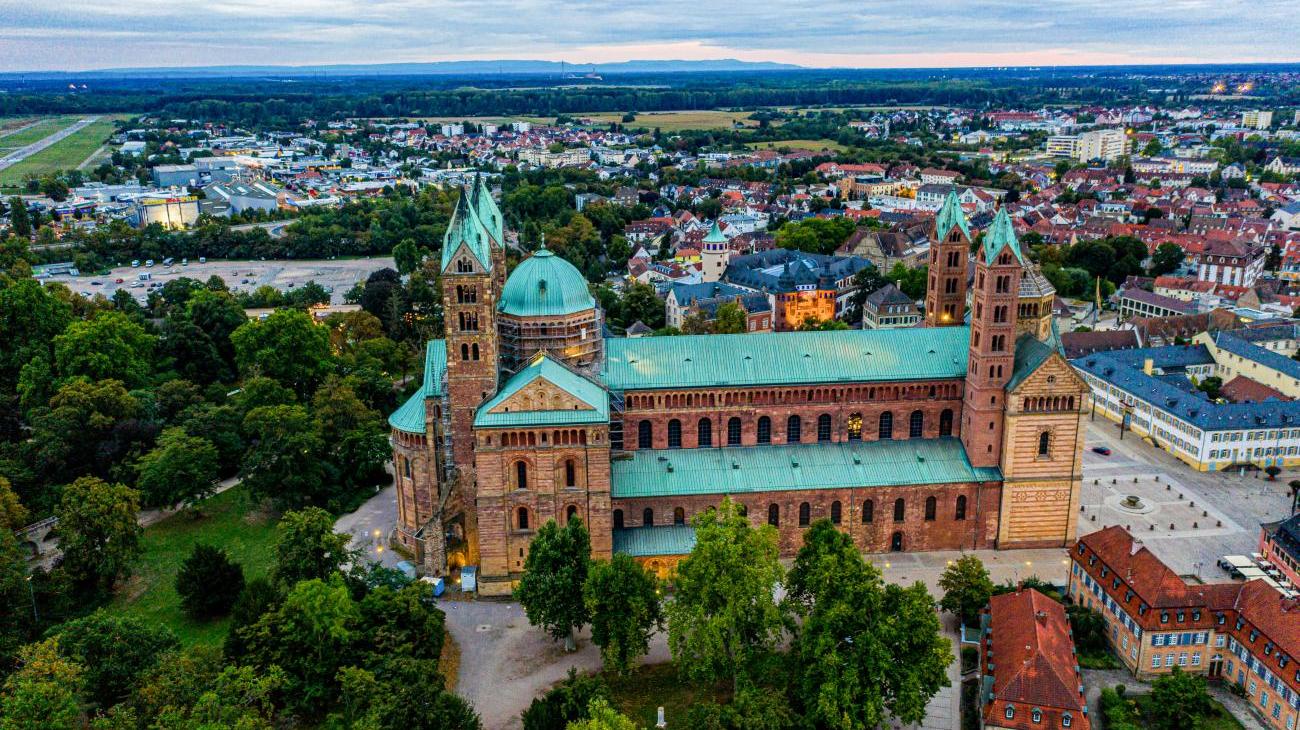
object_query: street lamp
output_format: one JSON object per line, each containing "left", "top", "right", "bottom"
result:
{"left": 26, "top": 575, "right": 37, "bottom": 624}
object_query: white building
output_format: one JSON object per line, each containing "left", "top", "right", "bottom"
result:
{"left": 1241, "top": 110, "right": 1274, "bottom": 130}
{"left": 1076, "top": 128, "right": 1129, "bottom": 162}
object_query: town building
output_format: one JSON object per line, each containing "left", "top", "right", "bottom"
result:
{"left": 131, "top": 194, "right": 200, "bottom": 229}
{"left": 861, "top": 284, "right": 920, "bottom": 329}
{"left": 1070, "top": 526, "right": 1300, "bottom": 730}
{"left": 1259, "top": 515, "right": 1300, "bottom": 591}
{"left": 979, "top": 588, "right": 1090, "bottom": 730}
{"left": 388, "top": 183, "right": 1088, "bottom": 596}
{"left": 1195, "top": 239, "right": 1266, "bottom": 288}
{"left": 720, "top": 248, "right": 871, "bottom": 330}
{"left": 1242, "top": 111, "right": 1275, "bottom": 131}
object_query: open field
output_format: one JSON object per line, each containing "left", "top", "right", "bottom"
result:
{"left": 0, "top": 116, "right": 81, "bottom": 150}
{"left": 404, "top": 108, "right": 762, "bottom": 131}
{"left": 0, "top": 116, "right": 127, "bottom": 189}
{"left": 746, "top": 138, "right": 850, "bottom": 153}
{"left": 606, "top": 663, "right": 729, "bottom": 728}
{"left": 108, "top": 485, "right": 279, "bottom": 647}
{"left": 0, "top": 117, "right": 42, "bottom": 137}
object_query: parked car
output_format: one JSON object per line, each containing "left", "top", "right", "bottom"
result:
{"left": 1091, "top": 446, "right": 1112, "bottom": 456}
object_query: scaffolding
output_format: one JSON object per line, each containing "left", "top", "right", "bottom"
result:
{"left": 497, "top": 307, "right": 605, "bottom": 375}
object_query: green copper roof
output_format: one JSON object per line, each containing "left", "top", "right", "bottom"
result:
{"left": 982, "top": 207, "right": 1027, "bottom": 265}
{"left": 388, "top": 340, "right": 447, "bottom": 434}
{"left": 602, "top": 327, "right": 971, "bottom": 391}
{"left": 702, "top": 220, "right": 727, "bottom": 244}
{"left": 470, "top": 174, "right": 504, "bottom": 248}
{"left": 499, "top": 248, "right": 596, "bottom": 317}
{"left": 440, "top": 191, "right": 494, "bottom": 273}
{"left": 935, "top": 190, "right": 972, "bottom": 242}
{"left": 614, "top": 525, "right": 697, "bottom": 557}
{"left": 610, "top": 438, "right": 1001, "bottom": 499}
{"left": 474, "top": 352, "right": 608, "bottom": 428}
{"left": 1006, "top": 320, "right": 1064, "bottom": 392}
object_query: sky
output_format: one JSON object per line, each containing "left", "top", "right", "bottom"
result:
{"left": 1, "top": 0, "right": 1297, "bottom": 72}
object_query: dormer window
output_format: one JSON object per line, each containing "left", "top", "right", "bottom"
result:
{"left": 1032, "top": 708, "right": 1042, "bottom": 723}
{"left": 1192, "top": 610, "right": 1201, "bottom": 621}
{"left": 1176, "top": 611, "right": 1185, "bottom": 623}
{"left": 1006, "top": 706, "right": 1016, "bottom": 720}
{"left": 1063, "top": 713, "right": 1073, "bottom": 727}
{"left": 1160, "top": 612, "right": 1170, "bottom": 624}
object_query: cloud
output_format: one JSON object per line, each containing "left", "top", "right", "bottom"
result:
{"left": 0, "top": 0, "right": 1295, "bottom": 71}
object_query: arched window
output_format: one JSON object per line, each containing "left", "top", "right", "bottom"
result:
{"left": 638, "top": 420, "right": 653, "bottom": 449}
{"left": 1038, "top": 431, "right": 1051, "bottom": 457}
{"left": 515, "top": 461, "right": 528, "bottom": 490}
{"left": 697, "top": 418, "right": 712, "bottom": 447}
{"left": 768, "top": 503, "right": 780, "bottom": 527}
{"left": 939, "top": 408, "right": 954, "bottom": 437}
{"left": 402, "top": 456, "right": 412, "bottom": 479}
{"left": 925, "top": 496, "right": 937, "bottom": 521}
{"left": 563, "top": 459, "right": 576, "bottom": 487}
{"left": 830, "top": 501, "right": 842, "bottom": 525}
{"left": 890, "top": 531, "right": 904, "bottom": 551}
{"left": 673, "top": 507, "right": 686, "bottom": 525}
{"left": 817, "top": 414, "right": 832, "bottom": 442}
{"left": 668, "top": 419, "right": 682, "bottom": 449}
{"left": 643, "top": 508, "right": 654, "bottom": 527}
{"left": 471, "top": 343, "right": 480, "bottom": 360}
{"left": 727, "top": 417, "right": 742, "bottom": 446}
{"left": 787, "top": 415, "right": 801, "bottom": 443}
{"left": 566, "top": 504, "right": 578, "bottom": 523}
{"left": 847, "top": 412, "right": 863, "bottom": 441}
{"left": 879, "top": 412, "right": 894, "bottom": 440}
{"left": 909, "top": 410, "right": 924, "bottom": 438}
{"left": 862, "top": 499, "right": 874, "bottom": 523}
{"left": 955, "top": 495, "right": 967, "bottom": 521}
{"left": 757, "top": 416, "right": 771, "bottom": 444}
{"left": 798, "top": 502, "right": 811, "bottom": 527}
{"left": 517, "top": 507, "right": 529, "bottom": 530}
{"left": 893, "top": 498, "right": 905, "bottom": 522}
{"left": 461, "top": 343, "right": 470, "bottom": 361}
{"left": 613, "top": 509, "right": 624, "bottom": 529}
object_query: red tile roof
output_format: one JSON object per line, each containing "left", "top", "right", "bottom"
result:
{"left": 1078, "top": 526, "right": 1199, "bottom": 608}
{"left": 1221, "top": 375, "right": 1291, "bottom": 404}
{"left": 985, "top": 588, "right": 1090, "bottom": 730}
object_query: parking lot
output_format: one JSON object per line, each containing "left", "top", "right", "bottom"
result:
{"left": 43, "top": 256, "right": 397, "bottom": 304}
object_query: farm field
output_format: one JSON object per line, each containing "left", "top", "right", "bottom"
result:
{"left": 746, "top": 138, "right": 849, "bottom": 153}
{"left": 0, "top": 115, "right": 128, "bottom": 190}
{"left": 404, "top": 108, "right": 763, "bottom": 131}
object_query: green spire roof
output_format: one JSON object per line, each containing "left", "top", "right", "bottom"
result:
{"left": 981, "top": 207, "right": 1026, "bottom": 265}
{"left": 440, "top": 190, "right": 494, "bottom": 273}
{"left": 702, "top": 220, "right": 727, "bottom": 245}
{"left": 474, "top": 352, "right": 608, "bottom": 428}
{"left": 935, "top": 190, "right": 971, "bottom": 242}
{"left": 499, "top": 248, "right": 596, "bottom": 317}
{"left": 470, "top": 174, "right": 504, "bottom": 248}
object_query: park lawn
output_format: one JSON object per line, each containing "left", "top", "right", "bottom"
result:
{"left": 107, "top": 485, "right": 279, "bottom": 648}
{"left": 1132, "top": 693, "right": 1244, "bottom": 730}
{"left": 746, "top": 138, "right": 849, "bottom": 154}
{"left": 605, "top": 663, "right": 729, "bottom": 727}
{"left": 0, "top": 116, "right": 126, "bottom": 190}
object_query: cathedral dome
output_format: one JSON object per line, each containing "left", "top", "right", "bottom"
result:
{"left": 499, "top": 249, "right": 596, "bottom": 317}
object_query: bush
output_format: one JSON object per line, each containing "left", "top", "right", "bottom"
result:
{"left": 522, "top": 669, "right": 608, "bottom": 730}
{"left": 1099, "top": 686, "right": 1141, "bottom": 730}
{"left": 961, "top": 646, "right": 979, "bottom": 673}
{"left": 175, "top": 543, "right": 246, "bottom": 619}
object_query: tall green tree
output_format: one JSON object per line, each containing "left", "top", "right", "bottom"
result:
{"left": 666, "top": 498, "right": 784, "bottom": 692}
{"left": 1148, "top": 667, "right": 1212, "bottom": 730}
{"left": 522, "top": 669, "right": 608, "bottom": 730}
{"left": 175, "top": 543, "right": 245, "bottom": 619}
{"left": 583, "top": 553, "right": 662, "bottom": 674}
{"left": 52, "top": 611, "right": 178, "bottom": 708}
{"left": 516, "top": 517, "right": 592, "bottom": 651}
{"left": 270, "top": 507, "right": 353, "bottom": 588}
{"left": 0, "top": 638, "right": 84, "bottom": 730}
{"left": 231, "top": 308, "right": 333, "bottom": 398}
{"left": 1149, "top": 242, "right": 1185, "bottom": 277}
{"left": 55, "top": 476, "right": 142, "bottom": 591}
{"left": 240, "top": 405, "right": 328, "bottom": 509}
{"left": 52, "top": 311, "right": 156, "bottom": 388}
{"left": 7, "top": 197, "right": 32, "bottom": 239}
{"left": 937, "top": 554, "right": 995, "bottom": 626}
{"left": 134, "top": 427, "right": 220, "bottom": 509}
{"left": 713, "top": 302, "right": 747, "bottom": 334}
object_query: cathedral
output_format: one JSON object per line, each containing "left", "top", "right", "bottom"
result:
{"left": 388, "top": 176, "right": 1089, "bottom": 596}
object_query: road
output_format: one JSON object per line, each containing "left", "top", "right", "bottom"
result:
{"left": 230, "top": 220, "right": 292, "bottom": 239}
{"left": 0, "top": 117, "right": 100, "bottom": 172}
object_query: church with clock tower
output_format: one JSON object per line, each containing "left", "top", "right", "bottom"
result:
{"left": 389, "top": 178, "right": 1089, "bottom": 595}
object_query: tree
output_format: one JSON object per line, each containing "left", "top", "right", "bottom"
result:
{"left": 55, "top": 476, "right": 142, "bottom": 591}
{"left": 785, "top": 520, "right": 951, "bottom": 729}
{"left": 270, "top": 507, "right": 353, "bottom": 588}
{"left": 667, "top": 498, "right": 784, "bottom": 693}
{"left": 1066, "top": 605, "right": 1108, "bottom": 656}
{"left": 713, "top": 302, "right": 747, "bottom": 334}
{"left": 175, "top": 543, "right": 245, "bottom": 619}
{"left": 937, "top": 554, "right": 995, "bottom": 626}
{"left": 0, "top": 530, "right": 34, "bottom": 671}
{"left": 231, "top": 309, "right": 333, "bottom": 398}
{"left": 0, "top": 638, "right": 84, "bottom": 730}
{"left": 240, "top": 405, "right": 328, "bottom": 509}
{"left": 53, "top": 611, "right": 178, "bottom": 708}
{"left": 1148, "top": 667, "right": 1212, "bottom": 730}
{"left": 1149, "top": 242, "right": 1185, "bottom": 277}
{"left": 774, "top": 217, "right": 855, "bottom": 255}
{"left": 522, "top": 669, "right": 608, "bottom": 730}
{"left": 52, "top": 311, "right": 156, "bottom": 388}
{"left": 134, "top": 427, "right": 220, "bottom": 509}
{"left": 565, "top": 698, "right": 638, "bottom": 730}
{"left": 7, "top": 197, "right": 32, "bottom": 238}
{"left": 1197, "top": 375, "right": 1223, "bottom": 400}
{"left": 356, "top": 582, "right": 447, "bottom": 664}
{"left": 516, "top": 517, "right": 592, "bottom": 651}
{"left": 583, "top": 553, "right": 662, "bottom": 674}
{"left": 617, "top": 282, "right": 664, "bottom": 330}
{"left": 155, "top": 663, "right": 286, "bottom": 729}
{"left": 0, "top": 476, "right": 29, "bottom": 531}
{"left": 683, "top": 687, "right": 798, "bottom": 730}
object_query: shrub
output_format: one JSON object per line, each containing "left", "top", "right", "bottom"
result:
{"left": 521, "top": 669, "right": 608, "bottom": 730}
{"left": 175, "top": 543, "right": 245, "bottom": 619}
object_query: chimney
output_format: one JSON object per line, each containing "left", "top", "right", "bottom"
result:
{"left": 1143, "top": 358, "right": 1154, "bottom": 375}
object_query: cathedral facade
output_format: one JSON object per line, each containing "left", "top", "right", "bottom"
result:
{"left": 389, "top": 178, "right": 1089, "bottom": 596}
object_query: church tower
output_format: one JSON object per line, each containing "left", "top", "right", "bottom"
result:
{"left": 925, "top": 191, "right": 972, "bottom": 327}
{"left": 442, "top": 189, "right": 500, "bottom": 470}
{"left": 470, "top": 173, "right": 508, "bottom": 296}
{"left": 961, "top": 208, "right": 1025, "bottom": 468}
{"left": 700, "top": 220, "right": 730, "bottom": 283}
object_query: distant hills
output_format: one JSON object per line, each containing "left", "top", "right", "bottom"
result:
{"left": 4, "top": 59, "right": 803, "bottom": 79}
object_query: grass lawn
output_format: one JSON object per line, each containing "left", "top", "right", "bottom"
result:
{"left": 605, "top": 663, "right": 729, "bottom": 727}
{"left": 0, "top": 116, "right": 79, "bottom": 149}
{"left": 746, "top": 138, "right": 849, "bottom": 154}
{"left": 107, "top": 485, "right": 279, "bottom": 648}
{"left": 0, "top": 116, "right": 127, "bottom": 190}
{"left": 1132, "top": 693, "right": 1244, "bottom": 730}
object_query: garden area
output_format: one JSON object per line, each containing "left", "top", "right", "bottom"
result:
{"left": 1101, "top": 672, "right": 1244, "bottom": 730}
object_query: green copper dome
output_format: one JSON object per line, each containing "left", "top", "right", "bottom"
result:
{"left": 499, "top": 249, "right": 596, "bottom": 317}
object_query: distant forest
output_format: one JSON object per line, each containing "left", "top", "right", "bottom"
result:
{"left": 2, "top": 64, "right": 1298, "bottom": 127}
